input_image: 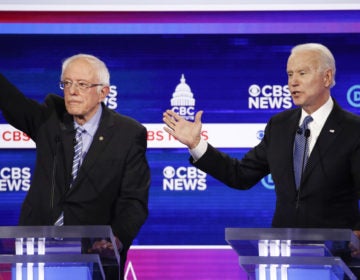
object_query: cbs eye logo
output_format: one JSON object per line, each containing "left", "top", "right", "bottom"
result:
{"left": 162, "top": 166, "right": 207, "bottom": 191}
{"left": 256, "top": 130, "right": 264, "bottom": 140}
{"left": 261, "top": 174, "right": 274, "bottom": 190}
{"left": 249, "top": 84, "right": 261, "bottom": 97}
{"left": 163, "top": 166, "right": 176, "bottom": 178}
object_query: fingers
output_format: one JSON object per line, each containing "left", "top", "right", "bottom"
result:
{"left": 163, "top": 116, "right": 175, "bottom": 128}
{"left": 163, "top": 110, "right": 176, "bottom": 128}
{"left": 91, "top": 239, "right": 117, "bottom": 252}
{"left": 163, "top": 109, "right": 184, "bottom": 132}
{"left": 351, "top": 249, "right": 360, "bottom": 258}
{"left": 194, "top": 110, "right": 203, "bottom": 124}
{"left": 163, "top": 126, "right": 175, "bottom": 136}
{"left": 350, "top": 231, "right": 360, "bottom": 258}
{"left": 163, "top": 117, "right": 175, "bottom": 133}
{"left": 163, "top": 109, "right": 180, "bottom": 121}
{"left": 163, "top": 109, "right": 203, "bottom": 123}
{"left": 162, "top": 109, "right": 203, "bottom": 138}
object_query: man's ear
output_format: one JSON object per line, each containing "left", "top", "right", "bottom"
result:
{"left": 324, "top": 69, "right": 333, "bottom": 88}
{"left": 99, "top": 86, "right": 110, "bottom": 101}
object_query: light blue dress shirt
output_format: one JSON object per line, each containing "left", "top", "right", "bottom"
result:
{"left": 73, "top": 106, "right": 102, "bottom": 164}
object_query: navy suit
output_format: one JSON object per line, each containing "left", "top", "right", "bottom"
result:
{"left": 192, "top": 100, "right": 360, "bottom": 229}
{"left": 0, "top": 74, "right": 150, "bottom": 278}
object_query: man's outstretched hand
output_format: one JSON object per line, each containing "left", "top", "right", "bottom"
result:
{"left": 163, "top": 109, "right": 203, "bottom": 149}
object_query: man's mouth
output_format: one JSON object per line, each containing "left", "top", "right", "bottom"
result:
{"left": 68, "top": 100, "right": 81, "bottom": 104}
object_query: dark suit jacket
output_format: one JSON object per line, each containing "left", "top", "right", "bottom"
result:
{"left": 0, "top": 74, "right": 150, "bottom": 274}
{"left": 192, "top": 99, "right": 360, "bottom": 229}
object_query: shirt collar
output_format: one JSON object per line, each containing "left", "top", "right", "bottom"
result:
{"left": 300, "top": 97, "right": 334, "bottom": 127}
{"left": 74, "top": 105, "right": 103, "bottom": 137}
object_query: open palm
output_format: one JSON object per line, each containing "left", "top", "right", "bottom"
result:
{"left": 163, "top": 110, "right": 203, "bottom": 149}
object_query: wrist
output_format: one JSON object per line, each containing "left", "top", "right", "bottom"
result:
{"left": 189, "top": 137, "right": 201, "bottom": 149}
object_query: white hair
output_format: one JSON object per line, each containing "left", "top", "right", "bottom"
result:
{"left": 290, "top": 43, "right": 336, "bottom": 87}
{"left": 61, "top": 54, "right": 110, "bottom": 86}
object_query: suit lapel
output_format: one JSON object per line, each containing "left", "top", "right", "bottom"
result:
{"left": 302, "top": 102, "right": 343, "bottom": 183}
{"left": 69, "top": 107, "right": 115, "bottom": 192}
{"left": 287, "top": 110, "right": 302, "bottom": 189}
{"left": 288, "top": 110, "right": 302, "bottom": 157}
{"left": 59, "top": 112, "right": 77, "bottom": 188}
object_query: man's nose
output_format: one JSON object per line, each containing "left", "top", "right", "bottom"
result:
{"left": 68, "top": 83, "right": 80, "bottom": 93}
{"left": 289, "top": 76, "right": 299, "bottom": 86}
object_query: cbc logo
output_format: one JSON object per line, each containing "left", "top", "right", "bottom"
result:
{"left": 163, "top": 166, "right": 207, "bottom": 191}
{"left": 346, "top": 85, "right": 360, "bottom": 108}
{"left": 261, "top": 174, "right": 275, "bottom": 190}
{"left": 172, "top": 107, "right": 195, "bottom": 121}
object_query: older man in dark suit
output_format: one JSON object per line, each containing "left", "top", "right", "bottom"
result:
{"left": 0, "top": 54, "right": 150, "bottom": 279}
{"left": 163, "top": 43, "right": 360, "bottom": 258}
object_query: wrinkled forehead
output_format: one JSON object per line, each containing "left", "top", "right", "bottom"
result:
{"left": 287, "top": 50, "right": 321, "bottom": 71}
{"left": 63, "top": 58, "right": 97, "bottom": 80}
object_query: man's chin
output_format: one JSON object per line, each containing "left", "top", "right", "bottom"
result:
{"left": 291, "top": 97, "right": 302, "bottom": 107}
{"left": 66, "top": 108, "right": 83, "bottom": 117}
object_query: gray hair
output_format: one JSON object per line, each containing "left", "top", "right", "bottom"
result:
{"left": 290, "top": 43, "right": 336, "bottom": 87}
{"left": 60, "top": 54, "right": 110, "bottom": 86}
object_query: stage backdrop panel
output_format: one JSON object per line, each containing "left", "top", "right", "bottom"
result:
{"left": 0, "top": 33, "right": 359, "bottom": 246}
{"left": 0, "top": 10, "right": 360, "bottom": 279}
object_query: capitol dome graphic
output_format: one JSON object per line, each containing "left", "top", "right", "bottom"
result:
{"left": 171, "top": 74, "right": 196, "bottom": 107}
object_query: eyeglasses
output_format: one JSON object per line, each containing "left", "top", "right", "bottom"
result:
{"left": 59, "top": 80, "right": 104, "bottom": 91}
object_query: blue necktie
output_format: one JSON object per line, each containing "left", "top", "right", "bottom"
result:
{"left": 293, "top": 116, "right": 313, "bottom": 189}
{"left": 71, "top": 127, "right": 85, "bottom": 181}
{"left": 55, "top": 127, "right": 85, "bottom": 226}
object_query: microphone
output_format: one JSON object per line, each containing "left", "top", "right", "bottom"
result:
{"left": 297, "top": 127, "right": 303, "bottom": 134}
{"left": 304, "top": 129, "right": 310, "bottom": 138}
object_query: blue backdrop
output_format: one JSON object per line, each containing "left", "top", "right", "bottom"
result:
{"left": 0, "top": 20, "right": 360, "bottom": 247}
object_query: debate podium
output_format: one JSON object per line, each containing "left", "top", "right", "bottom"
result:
{"left": 0, "top": 225, "right": 120, "bottom": 280}
{"left": 225, "top": 228, "right": 360, "bottom": 280}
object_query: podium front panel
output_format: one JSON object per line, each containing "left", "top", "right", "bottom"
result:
{"left": 0, "top": 226, "right": 120, "bottom": 280}
{"left": 225, "top": 228, "right": 359, "bottom": 280}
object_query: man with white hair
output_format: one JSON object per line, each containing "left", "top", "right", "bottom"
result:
{"left": 163, "top": 43, "right": 360, "bottom": 275}
{"left": 0, "top": 54, "right": 150, "bottom": 279}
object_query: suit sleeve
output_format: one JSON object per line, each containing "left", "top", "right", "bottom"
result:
{"left": 351, "top": 136, "right": 360, "bottom": 229}
{"left": 191, "top": 140, "right": 270, "bottom": 190}
{"left": 0, "top": 73, "right": 46, "bottom": 140}
{"left": 112, "top": 125, "right": 150, "bottom": 250}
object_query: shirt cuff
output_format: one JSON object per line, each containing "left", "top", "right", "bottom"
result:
{"left": 189, "top": 138, "right": 208, "bottom": 161}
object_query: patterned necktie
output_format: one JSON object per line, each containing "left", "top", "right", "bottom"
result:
{"left": 54, "top": 127, "right": 85, "bottom": 226}
{"left": 71, "top": 127, "right": 85, "bottom": 181}
{"left": 293, "top": 115, "right": 313, "bottom": 189}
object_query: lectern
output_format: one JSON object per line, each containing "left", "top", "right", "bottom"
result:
{"left": 0, "top": 225, "right": 120, "bottom": 280}
{"left": 225, "top": 228, "right": 360, "bottom": 280}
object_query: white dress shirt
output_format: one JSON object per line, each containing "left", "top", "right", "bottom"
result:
{"left": 299, "top": 97, "right": 333, "bottom": 155}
